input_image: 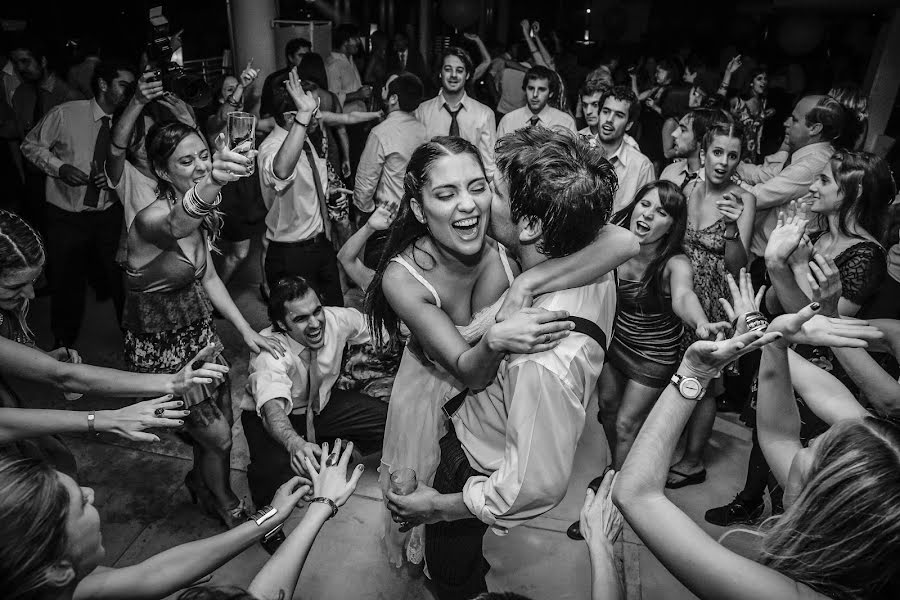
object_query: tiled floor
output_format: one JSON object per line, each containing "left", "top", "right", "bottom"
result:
{"left": 29, "top": 249, "right": 763, "bottom": 600}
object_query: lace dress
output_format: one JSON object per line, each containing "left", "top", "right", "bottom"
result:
{"left": 379, "top": 247, "right": 515, "bottom": 567}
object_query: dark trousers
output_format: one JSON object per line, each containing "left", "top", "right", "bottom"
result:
{"left": 44, "top": 203, "right": 124, "bottom": 346}
{"left": 264, "top": 236, "right": 343, "bottom": 307}
{"left": 425, "top": 429, "right": 490, "bottom": 600}
{"left": 241, "top": 388, "right": 387, "bottom": 507}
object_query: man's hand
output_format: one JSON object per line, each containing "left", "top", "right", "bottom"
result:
{"left": 385, "top": 482, "right": 442, "bottom": 531}
{"left": 134, "top": 71, "right": 165, "bottom": 105}
{"left": 59, "top": 164, "right": 90, "bottom": 186}
{"left": 725, "top": 55, "right": 742, "bottom": 76}
{"left": 90, "top": 161, "right": 110, "bottom": 190}
{"left": 288, "top": 437, "right": 322, "bottom": 475}
{"left": 286, "top": 68, "right": 320, "bottom": 115}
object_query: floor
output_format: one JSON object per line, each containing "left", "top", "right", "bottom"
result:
{"left": 30, "top": 246, "right": 766, "bottom": 600}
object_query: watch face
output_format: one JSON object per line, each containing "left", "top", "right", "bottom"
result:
{"left": 680, "top": 378, "right": 702, "bottom": 398}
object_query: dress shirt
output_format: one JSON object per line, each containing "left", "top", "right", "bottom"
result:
{"left": 107, "top": 160, "right": 158, "bottom": 231}
{"left": 602, "top": 139, "right": 656, "bottom": 212}
{"left": 496, "top": 105, "right": 576, "bottom": 138}
{"left": 736, "top": 141, "right": 833, "bottom": 257}
{"left": 10, "top": 73, "right": 75, "bottom": 139}
{"left": 454, "top": 275, "right": 616, "bottom": 530}
{"left": 495, "top": 62, "right": 529, "bottom": 115}
{"left": 325, "top": 52, "right": 365, "bottom": 113}
{"left": 398, "top": 50, "right": 408, "bottom": 70}
{"left": 2, "top": 59, "right": 19, "bottom": 107}
{"left": 658, "top": 159, "right": 705, "bottom": 186}
{"left": 578, "top": 126, "right": 640, "bottom": 152}
{"left": 21, "top": 98, "right": 117, "bottom": 212}
{"left": 353, "top": 111, "right": 427, "bottom": 213}
{"left": 415, "top": 91, "right": 497, "bottom": 177}
{"left": 241, "top": 309, "right": 371, "bottom": 415}
{"left": 258, "top": 125, "right": 329, "bottom": 243}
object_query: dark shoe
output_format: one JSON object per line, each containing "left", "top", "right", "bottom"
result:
{"left": 567, "top": 469, "right": 611, "bottom": 540}
{"left": 705, "top": 494, "right": 764, "bottom": 526}
{"left": 665, "top": 467, "right": 707, "bottom": 489}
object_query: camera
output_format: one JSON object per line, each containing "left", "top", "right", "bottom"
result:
{"left": 146, "top": 6, "right": 210, "bottom": 108}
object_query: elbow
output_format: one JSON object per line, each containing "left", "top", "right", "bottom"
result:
{"left": 52, "top": 363, "right": 80, "bottom": 393}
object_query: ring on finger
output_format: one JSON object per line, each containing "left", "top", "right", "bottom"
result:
{"left": 154, "top": 407, "right": 165, "bottom": 417}
{"left": 325, "top": 453, "right": 339, "bottom": 467}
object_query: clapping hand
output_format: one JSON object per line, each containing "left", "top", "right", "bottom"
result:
{"left": 767, "top": 303, "right": 883, "bottom": 348}
{"left": 806, "top": 253, "right": 841, "bottom": 317}
{"left": 786, "top": 234, "right": 814, "bottom": 272}
{"left": 719, "top": 268, "right": 766, "bottom": 336}
{"left": 765, "top": 201, "right": 810, "bottom": 264}
{"left": 716, "top": 191, "right": 744, "bottom": 223}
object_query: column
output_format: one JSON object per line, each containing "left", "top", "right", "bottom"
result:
{"left": 419, "top": 0, "right": 430, "bottom": 63}
{"left": 864, "top": 8, "right": 900, "bottom": 155}
{"left": 230, "top": 0, "right": 277, "bottom": 79}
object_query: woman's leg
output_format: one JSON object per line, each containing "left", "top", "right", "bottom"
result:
{"left": 613, "top": 380, "right": 666, "bottom": 470}
{"left": 185, "top": 384, "right": 238, "bottom": 512}
{"left": 218, "top": 239, "right": 251, "bottom": 286}
{"left": 596, "top": 363, "right": 626, "bottom": 462}
{"left": 667, "top": 393, "right": 716, "bottom": 484}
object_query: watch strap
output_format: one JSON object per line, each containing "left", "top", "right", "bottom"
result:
{"left": 671, "top": 373, "right": 705, "bottom": 400}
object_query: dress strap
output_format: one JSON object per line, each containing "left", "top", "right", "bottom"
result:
{"left": 390, "top": 256, "right": 441, "bottom": 308}
{"left": 498, "top": 244, "right": 515, "bottom": 285}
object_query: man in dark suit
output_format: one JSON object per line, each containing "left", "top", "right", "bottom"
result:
{"left": 388, "top": 31, "right": 432, "bottom": 94}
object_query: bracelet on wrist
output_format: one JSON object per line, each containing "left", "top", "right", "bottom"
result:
{"left": 310, "top": 497, "right": 339, "bottom": 519}
{"left": 181, "top": 185, "right": 221, "bottom": 219}
{"left": 293, "top": 113, "right": 311, "bottom": 128}
{"left": 744, "top": 310, "right": 769, "bottom": 332}
{"left": 87, "top": 410, "right": 98, "bottom": 435}
{"left": 111, "top": 140, "right": 129, "bottom": 151}
{"left": 723, "top": 228, "right": 740, "bottom": 241}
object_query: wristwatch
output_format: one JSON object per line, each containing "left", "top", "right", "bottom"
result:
{"left": 671, "top": 373, "right": 705, "bottom": 400}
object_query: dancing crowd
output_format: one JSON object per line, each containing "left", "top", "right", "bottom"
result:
{"left": 1, "top": 14, "right": 899, "bottom": 600}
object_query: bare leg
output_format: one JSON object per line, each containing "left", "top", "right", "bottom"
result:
{"left": 597, "top": 363, "right": 626, "bottom": 463}
{"left": 613, "top": 380, "right": 666, "bottom": 470}
{"left": 218, "top": 239, "right": 251, "bottom": 286}
{"left": 259, "top": 233, "right": 270, "bottom": 299}
{"left": 666, "top": 393, "right": 716, "bottom": 485}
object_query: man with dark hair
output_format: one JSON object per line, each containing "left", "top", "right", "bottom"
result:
{"left": 591, "top": 85, "right": 654, "bottom": 211}
{"left": 658, "top": 108, "right": 727, "bottom": 187}
{"left": 388, "top": 30, "right": 430, "bottom": 90}
{"left": 385, "top": 127, "right": 631, "bottom": 600}
{"left": 21, "top": 59, "right": 135, "bottom": 347}
{"left": 354, "top": 72, "right": 426, "bottom": 215}
{"left": 324, "top": 24, "right": 371, "bottom": 113}
{"left": 259, "top": 37, "right": 311, "bottom": 119}
{"left": 496, "top": 65, "right": 574, "bottom": 137}
{"left": 578, "top": 79, "right": 640, "bottom": 152}
{"left": 415, "top": 46, "right": 497, "bottom": 177}
{"left": 240, "top": 275, "right": 387, "bottom": 510}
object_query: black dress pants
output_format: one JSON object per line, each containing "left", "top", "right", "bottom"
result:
{"left": 44, "top": 203, "right": 124, "bottom": 346}
{"left": 264, "top": 235, "right": 343, "bottom": 307}
{"left": 242, "top": 388, "right": 387, "bottom": 507}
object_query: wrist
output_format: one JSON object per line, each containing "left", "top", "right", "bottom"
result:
{"left": 306, "top": 501, "right": 333, "bottom": 522}
{"left": 676, "top": 361, "right": 717, "bottom": 384}
{"left": 587, "top": 537, "right": 616, "bottom": 558}
{"left": 93, "top": 410, "right": 114, "bottom": 433}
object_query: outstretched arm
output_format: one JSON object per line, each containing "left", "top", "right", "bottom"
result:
{"left": 108, "top": 73, "right": 164, "bottom": 186}
{"left": 318, "top": 110, "right": 382, "bottom": 126}
{"left": 337, "top": 205, "right": 393, "bottom": 289}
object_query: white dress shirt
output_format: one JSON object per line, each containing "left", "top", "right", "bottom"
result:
{"left": 21, "top": 98, "right": 117, "bottom": 212}
{"left": 415, "top": 91, "right": 497, "bottom": 177}
{"left": 736, "top": 141, "right": 834, "bottom": 257}
{"left": 325, "top": 52, "right": 365, "bottom": 113}
{"left": 658, "top": 159, "right": 705, "bottom": 187}
{"left": 496, "top": 105, "right": 576, "bottom": 138}
{"left": 353, "top": 111, "right": 427, "bottom": 213}
{"left": 258, "top": 125, "right": 329, "bottom": 243}
{"left": 453, "top": 275, "right": 616, "bottom": 530}
{"left": 602, "top": 139, "right": 656, "bottom": 212}
{"left": 241, "top": 309, "right": 371, "bottom": 416}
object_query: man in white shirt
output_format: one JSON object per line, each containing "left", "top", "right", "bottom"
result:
{"left": 324, "top": 24, "right": 371, "bottom": 114}
{"left": 258, "top": 74, "right": 343, "bottom": 306}
{"left": 21, "top": 60, "right": 135, "bottom": 347}
{"left": 241, "top": 275, "right": 387, "bottom": 509}
{"left": 658, "top": 107, "right": 724, "bottom": 188}
{"left": 386, "top": 127, "right": 621, "bottom": 600}
{"left": 496, "top": 65, "right": 575, "bottom": 137}
{"left": 590, "top": 85, "right": 655, "bottom": 212}
{"left": 415, "top": 47, "right": 497, "bottom": 177}
{"left": 578, "top": 79, "right": 640, "bottom": 153}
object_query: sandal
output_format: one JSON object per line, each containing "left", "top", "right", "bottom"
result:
{"left": 665, "top": 467, "right": 707, "bottom": 489}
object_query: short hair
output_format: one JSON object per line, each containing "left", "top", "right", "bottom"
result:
{"left": 495, "top": 127, "right": 616, "bottom": 258}
{"left": 686, "top": 107, "right": 731, "bottom": 141}
{"left": 522, "top": 65, "right": 559, "bottom": 99}
{"left": 579, "top": 78, "right": 609, "bottom": 100}
{"left": 284, "top": 37, "right": 311, "bottom": 60}
{"left": 387, "top": 72, "right": 424, "bottom": 112}
{"left": 271, "top": 79, "right": 318, "bottom": 128}
{"left": 805, "top": 96, "right": 846, "bottom": 145}
{"left": 332, "top": 24, "right": 359, "bottom": 50}
{"left": 440, "top": 46, "right": 473, "bottom": 78}
{"left": 90, "top": 59, "right": 135, "bottom": 97}
{"left": 268, "top": 275, "right": 319, "bottom": 332}
{"left": 177, "top": 586, "right": 257, "bottom": 600}
{"left": 599, "top": 85, "right": 639, "bottom": 123}
{"left": 9, "top": 35, "right": 47, "bottom": 62}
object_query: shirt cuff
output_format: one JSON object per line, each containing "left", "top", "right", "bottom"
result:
{"left": 46, "top": 155, "right": 65, "bottom": 178}
{"left": 255, "top": 390, "right": 293, "bottom": 416}
{"left": 354, "top": 193, "right": 375, "bottom": 213}
{"left": 462, "top": 475, "right": 498, "bottom": 527}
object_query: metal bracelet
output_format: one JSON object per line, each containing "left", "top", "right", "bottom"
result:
{"left": 310, "top": 496, "right": 338, "bottom": 519}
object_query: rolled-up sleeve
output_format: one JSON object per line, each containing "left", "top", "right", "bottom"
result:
{"left": 353, "top": 133, "right": 383, "bottom": 212}
{"left": 259, "top": 143, "right": 296, "bottom": 193}
{"left": 462, "top": 360, "right": 586, "bottom": 528}
{"left": 21, "top": 107, "right": 65, "bottom": 177}
{"left": 248, "top": 351, "right": 296, "bottom": 416}
{"left": 748, "top": 161, "right": 818, "bottom": 210}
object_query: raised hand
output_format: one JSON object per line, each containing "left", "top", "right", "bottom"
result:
{"left": 487, "top": 308, "right": 574, "bottom": 354}
{"left": 765, "top": 201, "right": 810, "bottom": 264}
{"left": 239, "top": 59, "right": 260, "bottom": 87}
{"left": 767, "top": 303, "right": 883, "bottom": 348}
{"left": 306, "top": 438, "right": 365, "bottom": 507}
{"left": 134, "top": 71, "right": 165, "bottom": 105}
{"left": 806, "top": 253, "right": 842, "bottom": 317}
{"left": 725, "top": 55, "right": 742, "bottom": 75}
{"left": 210, "top": 132, "right": 253, "bottom": 184}
{"left": 157, "top": 92, "right": 196, "bottom": 127}
{"left": 719, "top": 268, "right": 766, "bottom": 336}
{"left": 286, "top": 68, "right": 320, "bottom": 114}
{"left": 716, "top": 191, "right": 744, "bottom": 223}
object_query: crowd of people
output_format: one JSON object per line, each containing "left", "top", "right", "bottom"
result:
{"left": 1, "top": 13, "right": 899, "bottom": 600}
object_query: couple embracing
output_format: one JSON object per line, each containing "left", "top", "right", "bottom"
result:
{"left": 366, "top": 125, "right": 638, "bottom": 599}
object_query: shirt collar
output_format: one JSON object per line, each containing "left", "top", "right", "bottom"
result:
{"left": 792, "top": 141, "right": 833, "bottom": 161}
{"left": 89, "top": 97, "right": 111, "bottom": 121}
{"left": 607, "top": 139, "right": 627, "bottom": 166}
{"left": 439, "top": 90, "right": 468, "bottom": 111}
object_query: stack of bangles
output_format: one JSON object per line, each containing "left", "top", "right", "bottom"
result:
{"left": 744, "top": 310, "right": 770, "bottom": 332}
{"left": 182, "top": 185, "right": 222, "bottom": 219}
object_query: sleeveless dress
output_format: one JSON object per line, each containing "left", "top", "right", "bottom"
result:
{"left": 607, "top": 276, "right": 683, "bottom": 387}
{"left": 380, "top": 245, "right": 515, "bottom": 567}
{"left": 680, "top": 218, "right": 730, "bottom": 349}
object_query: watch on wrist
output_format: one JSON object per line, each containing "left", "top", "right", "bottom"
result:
{"left": 671, "top": 373, "right": 705, "bottom": 400}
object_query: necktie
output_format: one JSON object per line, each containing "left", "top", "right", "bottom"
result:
{"left": 30, "top": 83, "right": 44, "bottom": 127}
{"left": 302, "top": 141, "right": 332, "bottom": 241}
{"left": 304, "top": 349, "right": 321, "bottom": 444}
{"left": 680, "top": 170, "right": 699, "bottom": 191}
{"left": 528, "top": 115, "right": 540, "bottom": 127}
{"left": 83, "top": 116, "right": 111, "bottom": 208}
{"left": 399, "top": 50, "right": 407, "bottom": 70}
{"left": 443, "top": 104, "right": 461, "bottom": 137}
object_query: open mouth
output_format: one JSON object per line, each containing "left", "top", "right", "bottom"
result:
{"left": 635, "top": 220, "right": 651, "bottom": 234}
{"left": 306, "top": 329, "right": 323, "bottom": 343}
{"left": 452, "top": 216, "right": 480, "bottom": 240}
{"left": 713, "top": 169, "right": 727, "bottom": 178}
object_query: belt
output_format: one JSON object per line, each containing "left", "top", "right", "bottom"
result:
{"left": 269, "top": 233, "right": 328, "bottom": 248}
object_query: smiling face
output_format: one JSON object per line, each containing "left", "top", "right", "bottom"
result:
{"left": 279, "top": 290, "right": 326, "bottom": 349}
{"left": 671, "top": 114, "right": 698, "bottom": 158}
{"left": 598, "top": 96, "right": 632, "bottom": 145}
{"left": 10, "top": 48, "right": 44, "bottom": 82}
{"left": 629, "top": 189, "right": 675, "bottom": 245}
{"left": 159, "top": 133, "right": 211, "bottom": 196}
{"left": 59, "top": 472, "right": 105, "bottom": 578}
{"left": 703, "top": 134, "right": 741, "bottom": 185}
{"left": 220, "top": 75, "right": 239, "bottom": 103}
{"left": 0, "top": 264, "right": 42, "bottom": 311}
{"left": 751, "top": 72, "right": 768, "bottom": 96}
{"left": 525, "top": 77, "right": 551, "bottom": 114}
{"left": 440, "top": 55, "right": 468, "bottom": 95}
{"left": 411, "top": 153, "right": 491, "bottom": 257}
{"left": 808, "top": 161, "right": 843, "bottom": 215}
{"left": 581, "top": 91, "right": 602, "bottom": 129}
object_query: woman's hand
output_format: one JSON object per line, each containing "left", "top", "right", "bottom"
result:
{"left": 764, "top": 201, "right": 810, "bottom": 264}
{"left": 341, "top": 160, "right": 352, "bottom": 179}
{"left": 767, "top": 304, "right": 882, "bottom": 348}
{"left": 725, "top": 55, "right": 742, "bottom": 76}
{"left": 134, "top": 71, "right": 165, "bottom": 105}
{"left": 806, "top": 253, "right": 841, "bottom": 317}
{"left": 97, "top": 395, "right": 190, "bottom": 442}
{"left": 270, "top": 475, "right": 313, "bottom": 521}
{"left": 696, "top": 321, "right": 732, "bottom": 340}
{"left": 520, "top": 19, "right": 531, "bottom": 34}
{"left": 286, "top": 68, "right": 319, "bottom": 116}
{"left": 716, "top": 191, "right": 744, "bottom": 223}
{"left": 304, "top": 438, "right": 365, "bottom": 507}
{"left": 243, "top": 329, "right": 286, "bottom": 359}
{"left": 170, "top": 343, "right": 230, "bottom": 396}
{"left": 366, "top": 204, "right": 396, "bottom": 231}
{"left": 786, "top": 234, "right": 813, "bottom": 272}
{"left": 238, "top": 59, "right": 260, "bottom": 87}
{"left": 496, "top": 279, "right": 534, "bottom": 323}
{"left": 48, "top": 347, "right": 82, "bottom": 363}
{"left": 682, "top": 329, "right": 783, "bottom": 379}
{"left": 719, "top": 268, "right": 766, "bottom": 336}
{"left": 579, "top": 469, "right": 623, "bottom": 552}
{"left": 209, "top": 133, "right": 252, "bottom": 184}
{"left": 487, "top": 308, "right": 574, "bottom": 354}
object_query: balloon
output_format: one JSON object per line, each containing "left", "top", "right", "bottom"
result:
{"left": 439, "top": 0, "right": 480, "bottom": 29}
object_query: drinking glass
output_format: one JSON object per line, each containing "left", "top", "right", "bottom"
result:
{"left": 226, "top": 111, "right": 257, "bottom": 176}
{"left": 389, "top": 467, "right": 417, "bottom": 496}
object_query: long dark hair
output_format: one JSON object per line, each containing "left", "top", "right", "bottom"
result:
{"left": 365, "top": 136, "right": 486, "bottom": 348}
{"left": 612, "top": 180, "right": 688, "bottom": 298}
{"left": 829, "top": 151, "right": 896, "bottom": 244}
